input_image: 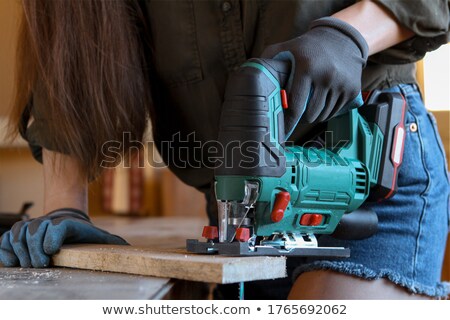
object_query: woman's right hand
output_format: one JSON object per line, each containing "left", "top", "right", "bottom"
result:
{"left": 0, "top": 208, "right": 128, "bottom": 268}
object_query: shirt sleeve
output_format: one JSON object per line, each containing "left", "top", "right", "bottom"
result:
{"left": 366, "top": 0, "right": 450, "bottom": 64}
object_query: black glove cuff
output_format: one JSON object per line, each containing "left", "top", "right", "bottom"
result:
{"left": 46, "top": 208, "right": 91, "bottom": 221}
{"left": 309, "top": 17, "right": 369, "bottom": 61}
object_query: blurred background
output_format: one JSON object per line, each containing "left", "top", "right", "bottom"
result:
{"left": 0, "top": 1, "right": 449, "bottom": 278}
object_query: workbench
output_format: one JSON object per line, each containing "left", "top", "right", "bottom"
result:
{"left": 0, "top": 216, "right": 286, "bottom": 299}
{"left": 0, "top": 268, "right": 173, "bottom": 299}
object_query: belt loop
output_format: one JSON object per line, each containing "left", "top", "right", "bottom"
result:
{"left": 397, "top": 83, "right": 416, "bottom": 98}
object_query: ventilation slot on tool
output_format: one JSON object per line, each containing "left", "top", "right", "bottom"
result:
{"left": 291, "top": 166, "right": 296, "bottom": 184}
{"left": 355, "top": 167, "right": 368, "bottom": 196}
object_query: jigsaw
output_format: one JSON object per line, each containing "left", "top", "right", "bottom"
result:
{"left": 187, "top": 58, "right": 407, "bottom": 257}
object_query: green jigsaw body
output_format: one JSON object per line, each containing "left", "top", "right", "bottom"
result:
{"left": 215, "top": 61, "right": 385, "bottom": 237}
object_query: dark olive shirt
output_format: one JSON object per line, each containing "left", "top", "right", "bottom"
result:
{"left": 23, "top": 0, "right": 450, "bottom": 191}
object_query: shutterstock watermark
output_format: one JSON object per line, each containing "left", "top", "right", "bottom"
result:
{"left": 100, "top": 131, "right": 349, "bottom": 169}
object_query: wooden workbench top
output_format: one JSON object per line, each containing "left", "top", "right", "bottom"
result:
{"left": 0, "top": 267, "right": 172, "bottom": 299}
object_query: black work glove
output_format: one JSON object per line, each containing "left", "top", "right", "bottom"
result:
{"left": 261, "top": 17, "right": 368, "bottom": 139}
{"left": 0, "top": 208, "right": 128, "bottom": 268}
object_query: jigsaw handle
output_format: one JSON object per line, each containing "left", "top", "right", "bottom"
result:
{"left": 215, "top": 58, "right": 291, "bottom": 179}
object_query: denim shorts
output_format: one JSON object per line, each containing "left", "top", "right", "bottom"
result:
{"left": 214, "top": 84, "right": 450, "bottom": 299}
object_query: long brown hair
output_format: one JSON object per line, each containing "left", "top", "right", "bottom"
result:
{"left": 9, "top": 0, "right": 152, "bottom": 179}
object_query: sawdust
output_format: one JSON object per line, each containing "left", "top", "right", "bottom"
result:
{"left": 0, "top": 268, "right": 63, "bottom": 287}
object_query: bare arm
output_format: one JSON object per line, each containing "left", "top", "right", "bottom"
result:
{"left": 43, "top": 149, "right": 88, "bottom": 213}
{"left": 332, "top": 0, "right": 415, "bottom": 56}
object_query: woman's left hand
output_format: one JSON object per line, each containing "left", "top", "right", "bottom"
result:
{"left": 261, "top": 17, "right": 368, "bottom": 137}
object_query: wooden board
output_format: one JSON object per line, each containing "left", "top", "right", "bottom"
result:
{"left": 1, "top": 217, "right": 287, "bottom": 285}
{"left": 52, "top": 244, "right": 287, "bottom": 284}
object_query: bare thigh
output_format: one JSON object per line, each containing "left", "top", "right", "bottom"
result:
{"left": 288, "top": 270, "right": 431, "bottom": 300}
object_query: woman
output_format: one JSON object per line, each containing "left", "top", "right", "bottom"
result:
{"left": 2, "top": 0, "right": 449, "bottom": 299}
